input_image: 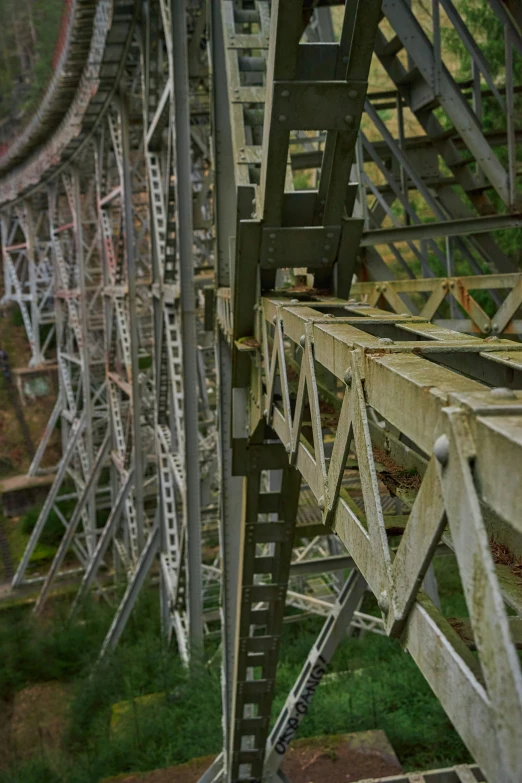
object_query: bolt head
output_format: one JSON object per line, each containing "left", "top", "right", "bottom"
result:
{"left": 491, "top": 387, "right": 516, "bottom": 400}
{"left": 378, "top": 592, "right": 389, "bottom": 613}
{"left": 434, "top": 434, "right": 450, "bottom": 466}
{"left": 300, "top": 334, "right": 306, "bottom": 348}
{"left": 484, "top": 336, "right": 499, "bottom": 342}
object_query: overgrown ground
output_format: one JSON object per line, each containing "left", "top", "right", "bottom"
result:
{"left": 0, "top": 554, "right": 472, "bottom": 783}
{"left": 0, "top": 0, "right": 64, "bottom": 142}
{"left": 0, "top": 305, "right": 59, "bottom": 478}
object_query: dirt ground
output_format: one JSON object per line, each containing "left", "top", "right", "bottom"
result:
{"left": 101, "top": 731, "right": 403, "bottom": 783}
{"left": 0, "top": 681, "right": 72, "bottom": 769}
{"left": 281, "top": 732, "right": 403, "bottom": 783}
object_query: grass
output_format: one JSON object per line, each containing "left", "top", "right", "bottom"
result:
{"left": 0, "top": 572, "right": 473, "bottom": 783}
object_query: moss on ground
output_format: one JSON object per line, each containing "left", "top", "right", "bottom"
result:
{"left": 0, "top": 577, "right": 474, "bottom": 783}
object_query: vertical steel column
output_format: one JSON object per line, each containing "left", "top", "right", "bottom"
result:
{"left": 120, "top": 96, "right": 146, "bottom": 554}
{"left": 24, "top": 203, "right": 41, "bottom": 366}
{"left": 171, "top": 0, "right": 203, "bottom": 647}
{"left": 209, "top": 0, "right": 244, "bottom": 752}
{"left": 71, "top": 167, "right": 96, "bottom": 554}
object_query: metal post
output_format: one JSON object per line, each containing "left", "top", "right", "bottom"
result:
{"left": 119, "top": 96, "right": 146, "bottom": 554}
{"left": 171, "top": 0, "right": 203, "bottom": 648}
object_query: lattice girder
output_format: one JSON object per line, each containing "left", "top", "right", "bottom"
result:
{"left": 253, "top": 294, "right": 522, "bottom": 781}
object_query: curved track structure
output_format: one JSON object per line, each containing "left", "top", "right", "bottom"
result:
{"left": 2, "top": 1, "right": 522, "bottom": 782}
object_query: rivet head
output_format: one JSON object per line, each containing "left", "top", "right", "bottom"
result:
{"left": 269, "top": 233, "right": 276, "bottom": 239}
{"left": 318, "top": 495, "right": 325, "bottom": 510}
{"left": 278, "top": 114, "right": 287, "bottom": 122}
{"left": 376, "top": 285, "right": 382, "bottom": 292}
{"left": 281, "top": 89, "right": 290, "bottom": 98}
{"left": 348, "top": 89, "right": 358, "bottom": 99}
{"left": 344, "top": 114, "right": 354, "bottom": 125}
{"left": 323, "top": 244, "right": 331, "bottom": 251}
{"left": 378, "top": 592, "right": 389, "bottom": 613}
{"left": 285, "top": 442, "right": 291, "bottom": 453}
{"left": 348, "top": 298, "right": 357, "bottom": 304}
{"left": 300, "top": 334, "right": 306, "bottom": 348}
{"left": 272, "top": 315, "right": 277, "bottom": 324}
{"left": 399, "top": 312, "right": 410, "bottom": 317}
{"left": 268, "top": 247, "right": 274, "bottom": 254}
{"left": 491, "top": 324, "right": 499, "bottom": 333}
{"left": 491, "top": 387, "right": 516, "bottom": 400}
{"left": 263, "top": 410, "right": 269, "bottom": 420}
{"left": 321, "top": 256, "right": 329, "bottom": 264}
{"left": 484, "top": 336, "right": 499, "bottom": 342}
{"left": 482, "top": 323, "right": 491, "bottom": 333}
{"left": 378, "top": 337, "right": 394, "bottom": 345}
{"left": 434, "top": 434, "right": 450, "bottom": 466}
{"left": 327, "top": 232, "right": 334, "bottom": 239}
{"left": 290, "top": 298, "right": 299, "bottom": 304}
{"left": 342, "top": 55, "right": 349, "bottom": 64}
{"left": 344, "top": 369, "right": 352, "bottom": 385}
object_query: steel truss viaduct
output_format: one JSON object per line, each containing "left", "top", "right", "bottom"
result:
{"left": 1, "top": 1, "right": 522, "bottom": 782}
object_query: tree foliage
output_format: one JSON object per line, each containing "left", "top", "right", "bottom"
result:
{"left": 0, "top": 0, "right": 63, "bottom": 142}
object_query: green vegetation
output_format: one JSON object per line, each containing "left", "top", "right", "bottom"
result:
{"left": 443, "top": 0, "right": 522, "bottom": 261}
{"left": 0, "top": 574, "right": 472, "bottom": 783}
{"left": 20, "top": 503, "right": 71, "bottom": 549}
{"left": 0, "top": 0, "right": 63, "bottom": 137}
